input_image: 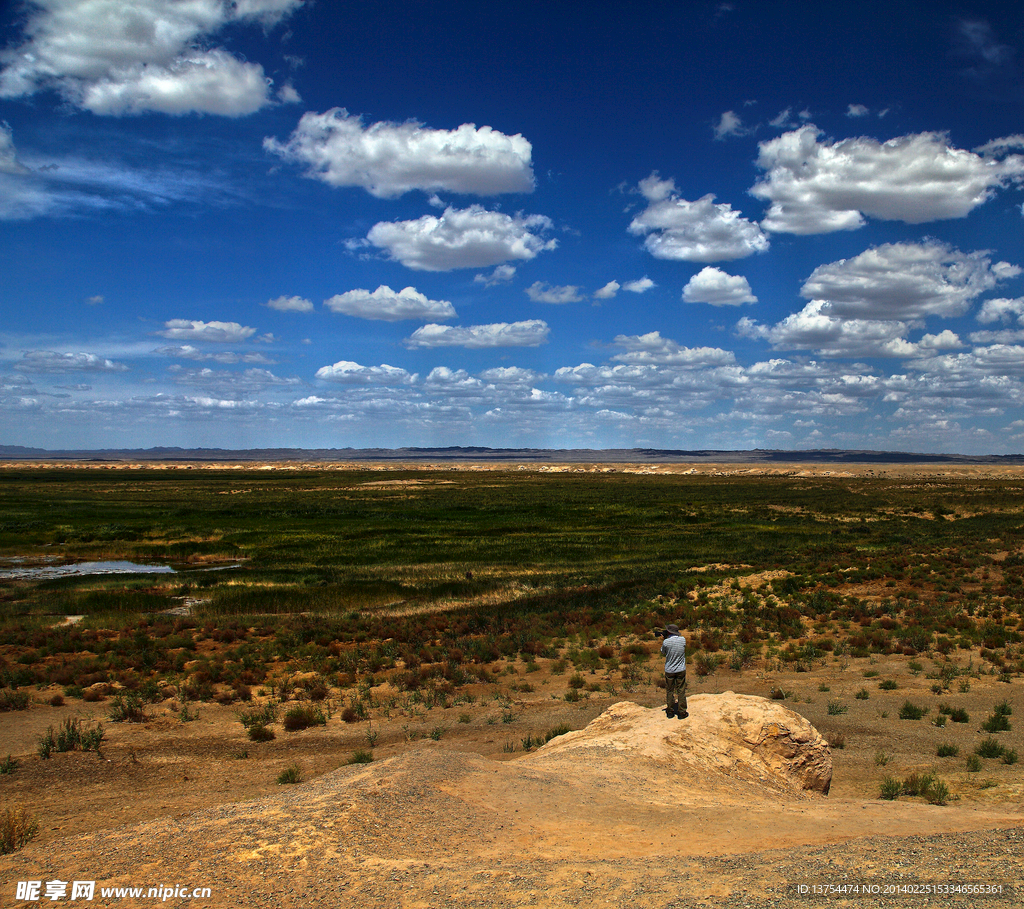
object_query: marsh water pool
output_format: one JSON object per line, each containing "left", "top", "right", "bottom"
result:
{"left": 0, "top": 560, "right": 175, "bottom": 581}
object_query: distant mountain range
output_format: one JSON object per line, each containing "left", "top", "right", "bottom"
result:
{"left": 3, "top": 445, "right": 1024, "bottom": 464}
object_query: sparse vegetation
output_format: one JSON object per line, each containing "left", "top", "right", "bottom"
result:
{"left": 276, "top": 765, "right": 302, "bottom": 784}
{"left": 37, "top": 717, "right": 104, "bottom": 758}
{"left": 0, "top": 808, "right": 38, "bottom": 855}
{"left": 898, "top": 700, "right": 927, "bottom": 720}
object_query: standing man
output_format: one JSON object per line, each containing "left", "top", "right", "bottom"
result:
{"left": 658, "top": 624, "right": 687, "bottom": 719}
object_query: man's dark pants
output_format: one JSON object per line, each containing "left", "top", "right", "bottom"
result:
{"left": 665, "top": 670, "right": 687, "bottom": 716}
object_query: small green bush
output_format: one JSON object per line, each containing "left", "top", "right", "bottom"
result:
{"left": 38, "top": 718, "right": 104, "bottom": 758}
{"left": 276, "top": 765, "right": 302, "bottom": 784}
{"left": 936, "top": 743, "right": 959, "bottom": 758}
{"left": 975, "top": 737, "right": 1006, "bottom": 759}
{"left": 0, "top": 755, "right": 18, "bottom": 775}
{"left": 347, "top": 750, "right": 373, "bottom": 764}
{"left": 1002, "top": 748, "right": 1019, "bottom": 765}
{"left": 238, "top": 702, "right": 278, "bottom": 729}
{"left": 982, "top": 702, "right": 1012, "bottom": 733}
{"left": 879, "top": 776, "right": 902, "bottom": 800}
{"left": 950, "top": 707, "right": 969, "bottom": 723}
{"left": 108, "top": 693, "right": 146, "bottom": 723}
{"left": 965, "top": 754, "right": 982, "bottom": 773}
{"left": 879, "top": 679, "right": 898, "bottom": 691}
{"left": 0, "top": 690, "right": 30, "bottom": 711}
{"left": 923, "top": 779, "right": 950, "bottom": 806}
{"left": 826, "top": 699, "right": 848, "bottom": 715}
{"left": 282, "top": 704, "right": 326, "bottom": 731}
{"left": 247, "top": 723, "right": 275, "bottom": 742}
{"left": 855, "top": 688, "right": 869, "bottom": 700}
{"left": 898, "top": 700, "right": 927, "bottom": 720}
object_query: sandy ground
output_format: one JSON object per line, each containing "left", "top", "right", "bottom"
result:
{"left": 2, "top": 653, "right": 1022, "bottom": 908}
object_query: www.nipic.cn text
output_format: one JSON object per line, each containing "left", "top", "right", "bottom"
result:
{"left": 15, "top": 881, "right": 212, "bottom": 901}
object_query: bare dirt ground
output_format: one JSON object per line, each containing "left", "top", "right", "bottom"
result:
{"left": 2, "top": 651, "right": 1022, "bottom": 908}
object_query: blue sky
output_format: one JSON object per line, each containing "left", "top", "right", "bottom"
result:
{"left": 3, "top": 1, "right": 1024, "bottom": 453}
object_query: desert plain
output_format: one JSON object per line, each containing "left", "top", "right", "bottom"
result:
{"left": 0, "top": 461, "right": 1022, "bottom": 907}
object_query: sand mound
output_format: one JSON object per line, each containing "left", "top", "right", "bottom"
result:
{"left": 530, "top": 693, "right": 832, "bottom": 797}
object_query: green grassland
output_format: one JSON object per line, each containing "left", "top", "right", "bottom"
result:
{"left": 1, "top": 467, "right": 1023, "bottom": 696}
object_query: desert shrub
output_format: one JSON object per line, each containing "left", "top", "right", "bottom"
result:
{"left": 923, "top": 779, "right": 950, "bottom": 805}
{"left": 0, "top": 690, "right": 30, "bottom": 711}
{"left": 49, "top": 693, "right": 64, "bottom": 707}
{"left": 965, "top": 754, "right": 982, "bottom": 772}
{"left": 901, "top": 772, "right": 928, "bottom": 796}
{"left": 879, "top": 776, "right": 902, "bottom": 800}
{"left": 108, "top": 693, "right": 146, "bottom": 723}
{"left": 544, "top": 723, "right": 573, "bottom": 743}
{"left": 898, "top": 700, "right": 927, "bottom": 720}
{"left": 975, "top": 737, "right": 1007, "bottom": 759}
{"left": 0, "top": 755, "right": 17, "bottom": 775}
{"left": 282, "top": 705, "right": 326, "bottom": 731}
{"left": 827, "top": 732, "right": 845, "bottom": 749}
{"left": 276, "top": 765, "right": 302, "bottom": 784}
{"left": 38, "top": 718, "right": 104, "bottom": 758}
{"left": 340, "top": 706, "right": 360, "bottom": 723}
{"left": 1003, "top": 748, "right": 1019, "bottom": 765}
{"left": 826, "top": 700, "right": 848, "bottom": 715}
{"left": 0, "top": 808, "right": 38, "bottom": 855}
{"left": 347, "top": 750, "right": 373, "bottom": 764}
{"left": 874, "top": 750, "right": 892, "bottom": 766}
{"left": 247, "top": 723, "right": 275, "bottom": 742}
{"left": 855, "top": 688, "right": 869, "bottom": 700}
{"left": 238, "top": 702, "right": 278, "bottom": 729}
{"left": 567, "top": 672, "right": 586, "bottom": 690}
{"left": 981, "top": 701, "right": 1012, "bottom": 733}
{"left": 936, "top": 743, "right": 959, "bottom": 758}
{"left": 879, "top": 679, "right": 898, "bottom": 691}
{"left": 693, "top": 652, "right": 724, "bottom": 678}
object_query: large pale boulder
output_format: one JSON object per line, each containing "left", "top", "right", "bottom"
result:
{"left": 529, "top": 693, "right": 832, "bottom": 798}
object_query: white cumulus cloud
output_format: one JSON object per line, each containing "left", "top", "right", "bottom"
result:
{"left": 0, "top": 0, "right": 303, "bottom": 116}
{"left": 474, "top": 264, "right": 517, "bottom": 286}
{"left": 977, "top": 297, "right": 1024, "bottom": 324}
{"left": 610, "top": 331, "right": 737, "bottom": 366}
{"left": 364, "top": 205, "right": 556, "bottom": 272}
{"left": 324, "top": 285, "right": 456, "bottom": 321}
{"left": 622, "top": 277, "right": 656, "bottom": 293}
{"left": 157, "top": 320, "right": 258, "bottom": 342}
{"left": 525, "top": 281, "right": 583, "bottom": 304}
{"left": 14, "top": 350, "right": 127, "bottom": 373}
{"left": 800, "top": 241, "right": 1019, "bottom": 320}
{"left": 315, "top": 361, "right": 416, "bottom": 384}
{"left": 752, "top": 126, "right": 1024, "bottom": 234}
{"left": 594, "top": 281, "right": 620, "bottom": 300}
{"left": 266, "top": 295, "right": 314, "bottom": 313}
{"left": 405, "top": 320, "right": 549, "bottom": 349}
{"left": 683, "top": 266, "right": 757, "bottom": 306}
{"left": 264, "top": 108, "right": 534, "bottom": 197}
{"left": 630, "top": 174, "right": 768, "bottom": 262}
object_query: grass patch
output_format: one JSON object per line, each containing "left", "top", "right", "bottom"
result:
{"left": 0, "top": 808, "right": 38, "bottom": 855}
{"left": 276, "top": 765, "right": 302, "bottom": 784}
{"left": 37, "top": 717, "right": 104, "bottom": 758}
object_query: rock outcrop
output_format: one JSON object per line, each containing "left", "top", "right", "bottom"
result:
{"left": 528, "top": 693, "right": 832, "bottom": 797}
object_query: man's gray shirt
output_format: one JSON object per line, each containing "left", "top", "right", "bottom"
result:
{"left": 661, "top": 634, "right": 686, "bottom": 673}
